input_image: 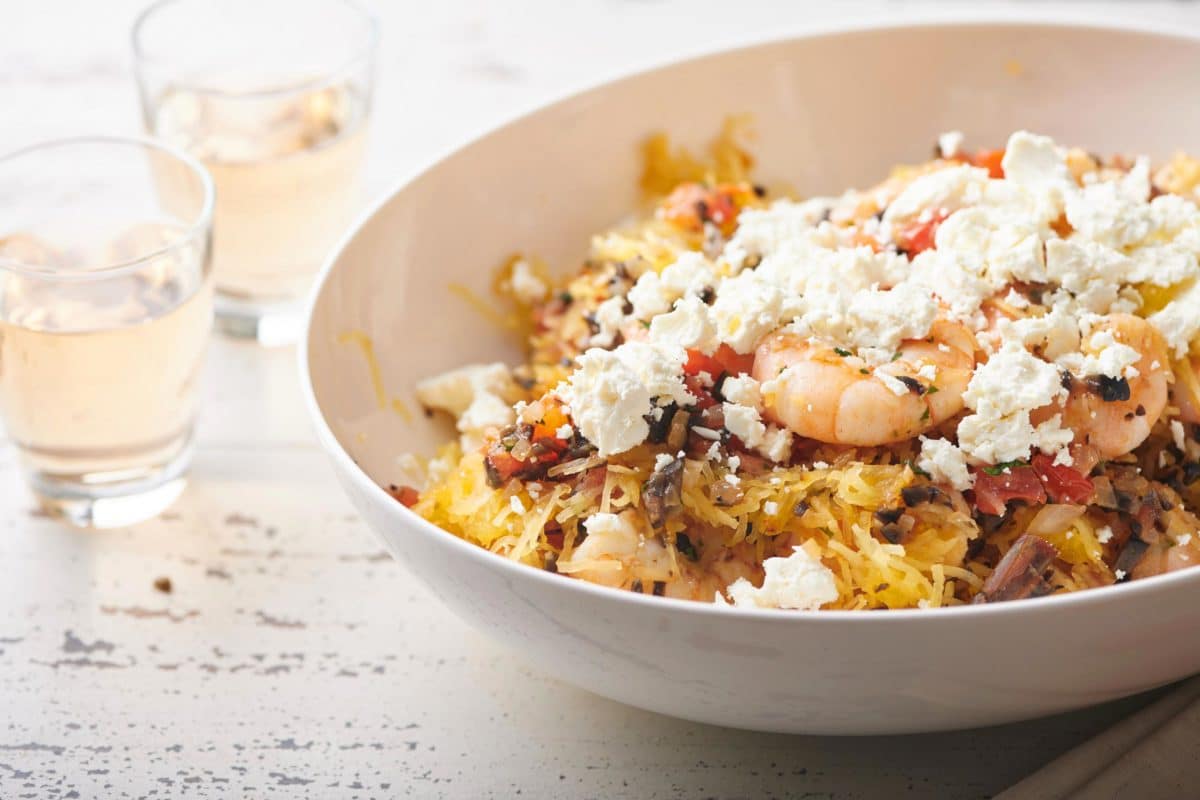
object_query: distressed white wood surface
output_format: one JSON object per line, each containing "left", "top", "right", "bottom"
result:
{"left": 2, "top": 1, "right": 1199, "bottom": 797}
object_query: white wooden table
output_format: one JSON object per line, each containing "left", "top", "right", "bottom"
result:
{"left": 3, "top": 1, "right": 1199, "bottom": 796}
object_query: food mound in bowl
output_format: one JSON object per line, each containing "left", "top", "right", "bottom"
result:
{"left": 399, "top": 127, "right": 1200, "bottom": 611}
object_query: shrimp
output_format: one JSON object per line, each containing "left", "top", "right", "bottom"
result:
{"left": 1056, "top": 314, "right": 1170, "bottom": 459}
{"left": 753, "top": 319, "right": 978, "bottom": 446}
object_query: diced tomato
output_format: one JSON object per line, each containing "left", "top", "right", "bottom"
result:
{"left": 660, "top": 182, "right": 743, "bottom": 234}
{"left": 897, "top": 208, "right": 951, "bottom": 256}
{"left": 969, "top": 148, "right": 1005, "bottom": 179}
{"left": 684, "top": 345, "right": 754, "bottom": 378}
{"left": 971, "top": 465, "right": 1047, "bottom": 516}
{"left": 387, "top": 484, "right": 421, "bottom": 507}
{"left": 683, "top": 374, "right": 718, "bottom": 410}
{"left": 1031, "top": 453, "right": 1094, "bottom": 505}
{"left": 683, "top": 348, "right": 725, "bottom": 378}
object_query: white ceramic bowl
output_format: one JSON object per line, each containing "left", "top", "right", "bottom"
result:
{"left": 302, "top": 19, "right": 1200, "bottom": 734}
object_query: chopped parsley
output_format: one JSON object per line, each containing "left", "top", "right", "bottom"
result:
{"left": 834, "top": 347, "right": 852, "bottom": 357}
{"left": 983, "top": 459, "right": 1029, "bottom": 475}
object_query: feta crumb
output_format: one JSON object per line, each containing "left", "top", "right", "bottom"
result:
{"left": 917, "top": 437, "right": 974, "bottom": 490}
{"left": 875, "top": 370, "right": 910, "bottom": 397}
{"left": 1176, "top": 533, "right": 1193, "bottom": 547}
{"left": 710, "top": 272, "right": 787, "bottom": 354}
{"left": 654, "top": 452, "right": 675, "bottom": 471}
{"left": 763, "top": 501, "right": 780, "bottom": 516}
{"left": 759, "top": 426, "right": 793, "bottom": 463}
{"left": 589, "top": 295, "right": 628, "bottom": 348}
{"left": 705, "top": 442, "right": 721, "bottom": 461}
{"left": 956, "top": 342, "right": 1071, "bottom": 464}
{"left": 556, "top": 424, "right": 574, "bottom": 440}
{"left": 509, "top": 495, "right": 527, "bottom": 514}
{"left": 1171, "top": 420, "right": 1187, "bottom": 451}
{"left": 811, "top": 461, "right": 830, "bottom": 469}
{"left": 509, "top": 259, "right": 548, "bottom": 304}
{"left": 1114, "top": 569, "right": 1127, "bottom": 581}
{"left": 648, "top": 294, "right": 717, "bottom": 352}
{"left": 416, "top": 362, "right": 518, "bottom": 449}
{"left": 937, "top": 130, "right": 965, "bottom": 159}
{"left": 720, "top": 375, "right": 761, "bottom": 408}
{"left": 557, "top": 343, "right": 691, "bottom": 457}
{"left": 627, "top": 271, "right": 673, "bottom": 319}
{"left": 723, "top": 402, "right": 766, "bottom": 448}
{"left": 1097, "top": 526, "right": 1114, "bottom": 544}
{"left": 1077, "top": 329, "right": 1142, "bottom": 380}
{"left": 719, "top": 546, "right": 839, "bottom": 610}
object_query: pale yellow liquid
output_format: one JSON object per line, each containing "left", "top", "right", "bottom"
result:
{"left": 153, "top": 85, "right": 367, "bottom": 300}
{"left": 0, "top": 228, "right": 211, "bottom": 481}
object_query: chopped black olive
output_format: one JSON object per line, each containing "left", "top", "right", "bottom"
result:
{"left": 544, "top": 553, "right": 558, "bottom": 574}
{"left": 1113, "top": 538, "right": 1148, "bottom": 580}
{"left": 645, "top": 403, "right": 678, "bottom": 444}
{"left": 644, "top": 457, "right": 684, "bottom": 529}
{"left": 880, "top": 524, "right": 904, "bottom": 544}
{"left": 1087, "top": 375, "right": 1131, "bottom": 402}
{"left": 676, "top": 533, "right": 699, "bottom": 561}
{"left": 752, "top": 184, "right": 767, "bottom": 198}
{"left": 896, "top": 375, "right": 925, "bottom": 395}
{"left": 1060, "top": 370, "right": 1074, "bottom": 392}
{"left": 712, "top": 372, "right": 729, "bottom": 402}
{"left": 698, "top": 286, "right": 716, "bottom": 304}
{"left": 874, "top": 507, "right": 904, "bottom": 525}
{"left": 793, "top": 500, "right": 810, "bottom": 518}
{"left": 1183, "top": 463, "right": 1200, "bottom": 485}
{"left": 1135, "top": 405, "right": 1146, "bottom": 417}
{"left": 901, "top": 485, "right": 941, "bottom": 506}
{"left": 630, "top": 578, "right": 643, "bottom": 594}
{"left": 652, "top": 581, "right": 666, "bottom": 597}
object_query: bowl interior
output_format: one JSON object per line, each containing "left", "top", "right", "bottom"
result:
{"left": 307, "top": 21, "right": 1200, "bottom": 489}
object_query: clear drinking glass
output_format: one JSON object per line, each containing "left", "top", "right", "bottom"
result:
{"left": 0, "top": 137, "right": 214, "bottom": 527}
{"left": 132, "top": 0, "right": 377, "bottom": 346}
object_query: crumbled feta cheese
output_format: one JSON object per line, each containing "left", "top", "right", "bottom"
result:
{"left": 1177, "top": 533, "right": 1193, "bottom": 547}
{"left": 589, "top": 295, "right": 628, "bottom": 348}
{"left": 1097, "top": 526, "right": 1114, "bottom": 544}
{"left": 875, "top": 370, "right": 910, "bottom": 397}
{"left": 720, "top": 375, "right": 761, "bottom": 408}
{"left": 705, "top": 442, "right": 721, "bottom": 461}
{"left": 557, "top": 343, "right": 691, "bottom": 457}
{"left": 917, "top": 436, "right": 974, "bottom": 490}
{"left": 1148, "top": 279, "right": 1200, "bottom": 357}
{"left": 654, "top": 452, "right": 676, "bottom": 471}
{"left": 937, "top": 130, "right": 965, "bottom": 159}
{"left": 710, "top": 272, "right": 787, "bottom": 354}
{"left": 556, "top": 424, "right": 574, "bottom": 440}
{"left": 759, "top": 426, "right": 793, "bottom": 463}
{"left": 509, "top": 495, "right": 527, "bottom": 514}
{"left": 509, "top": 259, "right": 548, "bottom": 304}
{"left": 882, "top": 164, "right": 990, "bottom": 226}
{"left": 795, "top": 282, "right": 939, "bottom": 352}
{"left": 1171, "top": 420, "right": 1187, "bottom": 451}
{"left": 627, "top": 271, "right": 673, "bottom": 319}
{"left": 416, "top": 362, "right": 518, "bottom": 449}
{"left": 649, "top": 294, "right": 717, "bottom": 352}
{"left": 722, "top": 198, "right": 835, "bottom": 268}
{"left": 1077, "top": 329, "right": 1142, "bottom": 380}
{"left": 719, "top": 545, "right": 839, "bottom": 610}
{"left": 1114, "top": 569, "right": 1127, "bottom": 581}
{"left": 723, "top": 402, "right": 766, "bottom": 449}
{"left": 763, "top": 501, "right": 780, "bottom": 516}
{"left": 660, "top": 252, "right": 716, "bottom": 296}
{"left": 957, "top": 342, "right": 1071, "bottom": 464}
{"left": 1001, "top": 304, "right": 1081, "bottom": 361}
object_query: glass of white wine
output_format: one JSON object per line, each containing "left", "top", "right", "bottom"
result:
{"left": 132, "top": 0, "right": 378, "bottom": 346}
{"left": 0, "top": 137, "right": 214, "bottom": 527}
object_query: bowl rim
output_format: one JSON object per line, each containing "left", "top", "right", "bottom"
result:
{"left": 300, "top": 13, "right": 1200, "bottom": 624}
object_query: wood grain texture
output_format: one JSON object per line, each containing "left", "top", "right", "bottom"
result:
{"left": 1, "top": 0, "right": 1198, "bottom": 796}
